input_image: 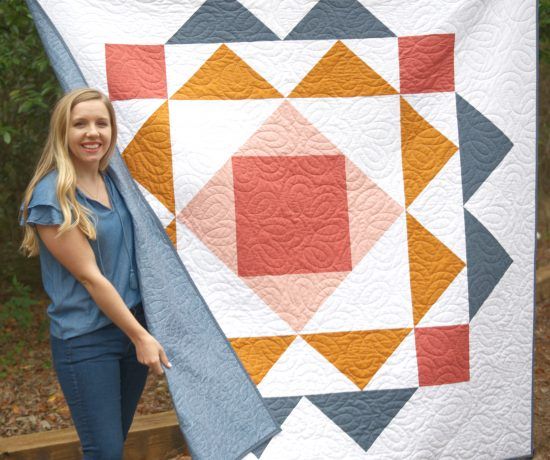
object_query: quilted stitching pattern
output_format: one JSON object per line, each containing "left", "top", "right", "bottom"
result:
{"left": 30, "top": 0, "right": 536, "bottom": 458}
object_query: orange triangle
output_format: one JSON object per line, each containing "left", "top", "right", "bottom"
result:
{"left": 407, "top": 213, "right": 465, "bottom": 325}
{"left": 400, "top": 97, "right": 458, "bottom": 207}
{"left": 165, "top": 218, "right": 177, "bottom": 247}
{"left": 122, "top": 102, "right": 175, "bottom": 214}
{"left": 172, "top": 44, "right": 283, "bottom": 100}
{"left": 229, "top": 335, "right": 296, "bottom": 385}
{"left": 301, "top": 328, "right": 410, "bottom": 389}
{"left": 289, "top": 40, "right": 397, "bottom": 98}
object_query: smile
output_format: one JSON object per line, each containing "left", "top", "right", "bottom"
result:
{"left": 81, "top": 143, "right": 102, "bottom": 151}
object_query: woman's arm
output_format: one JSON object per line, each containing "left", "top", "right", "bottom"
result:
{"left": 36, "top": 223, "right": 171, "bottom": 375}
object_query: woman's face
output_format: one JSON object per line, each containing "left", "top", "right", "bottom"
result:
{"left": 68, "top": 99, "right": 112, "bottom": 169}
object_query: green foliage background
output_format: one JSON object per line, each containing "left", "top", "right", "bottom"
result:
{"left": 0, "top": 1, "right": 548, "bottom": 310}
{"left": 1, "top": 1, "right": 61, "bottom": 299}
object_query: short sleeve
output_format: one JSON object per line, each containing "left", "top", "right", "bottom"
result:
{"left": 22, "top": 204, "right": 64, "bottom": 226}
{"left": 19, "top": 170, "right": 64, "bottom": 227}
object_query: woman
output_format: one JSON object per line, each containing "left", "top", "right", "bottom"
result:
{"left": 19, "top": 88, "right": 171, "bottom": 459}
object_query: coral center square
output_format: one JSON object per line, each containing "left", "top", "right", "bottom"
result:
{"left": 232, "top": 155, "right": 352, "bottom": 277}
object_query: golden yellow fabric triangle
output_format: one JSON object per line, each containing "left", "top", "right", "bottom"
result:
{"left": 172, "top": 44, "right": 283, "bottom": 100}
{"left": 400, "top": 97, "right": 458, "bottom": 208}
{"left": 406, "top": 212, "right": 465, "bottom": 325}
{"left": 229, "top": 335, "right": 297, "bottom": 385}
{"left": 289, "top": 40, "right": 397, "bottom": 98}
{"left": 122, "top": 101, "right": 175, "bottom": 215}
{"left": 165, "top": 218, "right": 177, "bottom": 247}
{"left": 301, "top": 328, "right": 410, "bottom": 389}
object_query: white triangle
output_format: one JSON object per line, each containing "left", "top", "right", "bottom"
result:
{"left": 344, "top": 37, "right": 400, "bottom": 92}
{"left": 463, "top": 151, "right": 519, "bottom": 261}
{"left": 113, "top": 99, "right": 166, "bottom": 154}
{"left": 364, "top": 382, "right": 473, "bottom": 460}
{"left": 165, "top": 43, "right": 220, "bottom": 98}
{"left": 260, "top": 397, "right": 367, "bottom": 460}
{"left": 258, "top": 337, "right": 358, "bottom": 398}
{"left": 301, "top": 212, "right": 413, "bottom": 334}
{"left": 169, "top": 99, "right": 282, "bottom": 212}
{"left": 402, "top": 92, "right": 459, "bottom": 146}
{"left": 136, "top": 181, "right": 174, "bottom": 228}
{"left": 407, "top": 152, "right": 466, "bottom": 262}
{"left": 238, "top": 0, "right": 318, "bottom": 40}
{"left": 291, "top": 96, "right": 404, "bottom": 207}
{"left": 227, "top": 40, "right": 334, "bottom": 96}
{"left": 417, "top": 267, "right": 469, "bottom": 327}
{"left": 175, "top": 221, "right": 295, "bottom": 338}
{"left": 365, "top": 329, "right": 419, "bottom": 391}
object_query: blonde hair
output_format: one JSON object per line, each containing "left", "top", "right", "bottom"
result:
{"left": 19, "top": 88, "right": 118, "bottom": 257}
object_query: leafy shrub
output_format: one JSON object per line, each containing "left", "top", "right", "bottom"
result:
{"left": 0, "top": 1, "right": 62, "bottom": 296}
{"left": 0, "top": 275, "right": 39, "bottom": 330}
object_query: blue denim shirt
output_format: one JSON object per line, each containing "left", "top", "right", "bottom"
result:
{"left": 20, "top": 168, "right": 142, "bottom": 339}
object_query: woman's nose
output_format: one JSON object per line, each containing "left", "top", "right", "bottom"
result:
{"left": 86, "top": 125, "right": 99, "bottom": 137}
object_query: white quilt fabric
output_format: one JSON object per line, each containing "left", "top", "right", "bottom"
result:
{"left": 34, "top": 1, "right": 537, "bottom": 458}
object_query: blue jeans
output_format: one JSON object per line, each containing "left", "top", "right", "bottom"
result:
{"left": 50, "top": 304, "right": 149, "bottom": 459}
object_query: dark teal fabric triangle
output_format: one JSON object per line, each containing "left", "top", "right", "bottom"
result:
{"left": 464, "top": 209, "right": 513, "bottom": 320}
{"left": 307, "top": 389, "right": 416, "bottom": 453}
{"left": 285, "top": 0, "right": 395, "bottom": 40}
{"left": 167, "top": 0, "right": 279, "bottom": 44}
{"left": 456, "top": 94, "right": 513, "bottom": 204}
{"left": 252, "top": 397, "right": 302, "bottom": 458}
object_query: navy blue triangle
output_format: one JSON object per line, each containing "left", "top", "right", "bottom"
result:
{"left": 167, "top": 0, "right": 280, "bottom": 44}
{"left": 307, "top": 389, "right": 416, "bottom": 453}
{"left": 456, "top": 94, "right": 513, "bottom": 204}
{"left": 252, "top": 396, "right": 302, "bottom": 458}
{"left": 464, "top": 209, "right": 513, "bottom": 320}
{"left": 285, "top": 0, "right": 395, "bottom": 40}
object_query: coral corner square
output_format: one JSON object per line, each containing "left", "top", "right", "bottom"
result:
{"left": 399, "top": 34, "right": 455, "bottom": 94}
{"left": 232, "top": 155, "right": 352, "bottom": 277}
{"left": 415, "top": 325, "right": 470, "bottom": 386}
{"left": 106, "top": 44, "right": 167, "bottom": 101}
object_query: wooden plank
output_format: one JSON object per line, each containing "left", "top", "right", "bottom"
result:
{"left": 122, "top": 412, "right": 189, "bottom": 460}
{"left": 0, "top": 411, "right": 189, "bottom": 460}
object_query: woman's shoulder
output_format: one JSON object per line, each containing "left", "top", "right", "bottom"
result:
{"left": 30, "top": 170, "right": 60, "bottom": 209}
{"left": 20, "top": 170, "right": 63, "bottom": 227}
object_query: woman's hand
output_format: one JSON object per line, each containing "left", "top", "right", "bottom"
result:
{"left": 133, "top": 333, "right": 172, "bottom": 376}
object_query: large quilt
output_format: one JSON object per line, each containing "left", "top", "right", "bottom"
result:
{"left": 28, "top": 1, "right": 537, "bottom": 458}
